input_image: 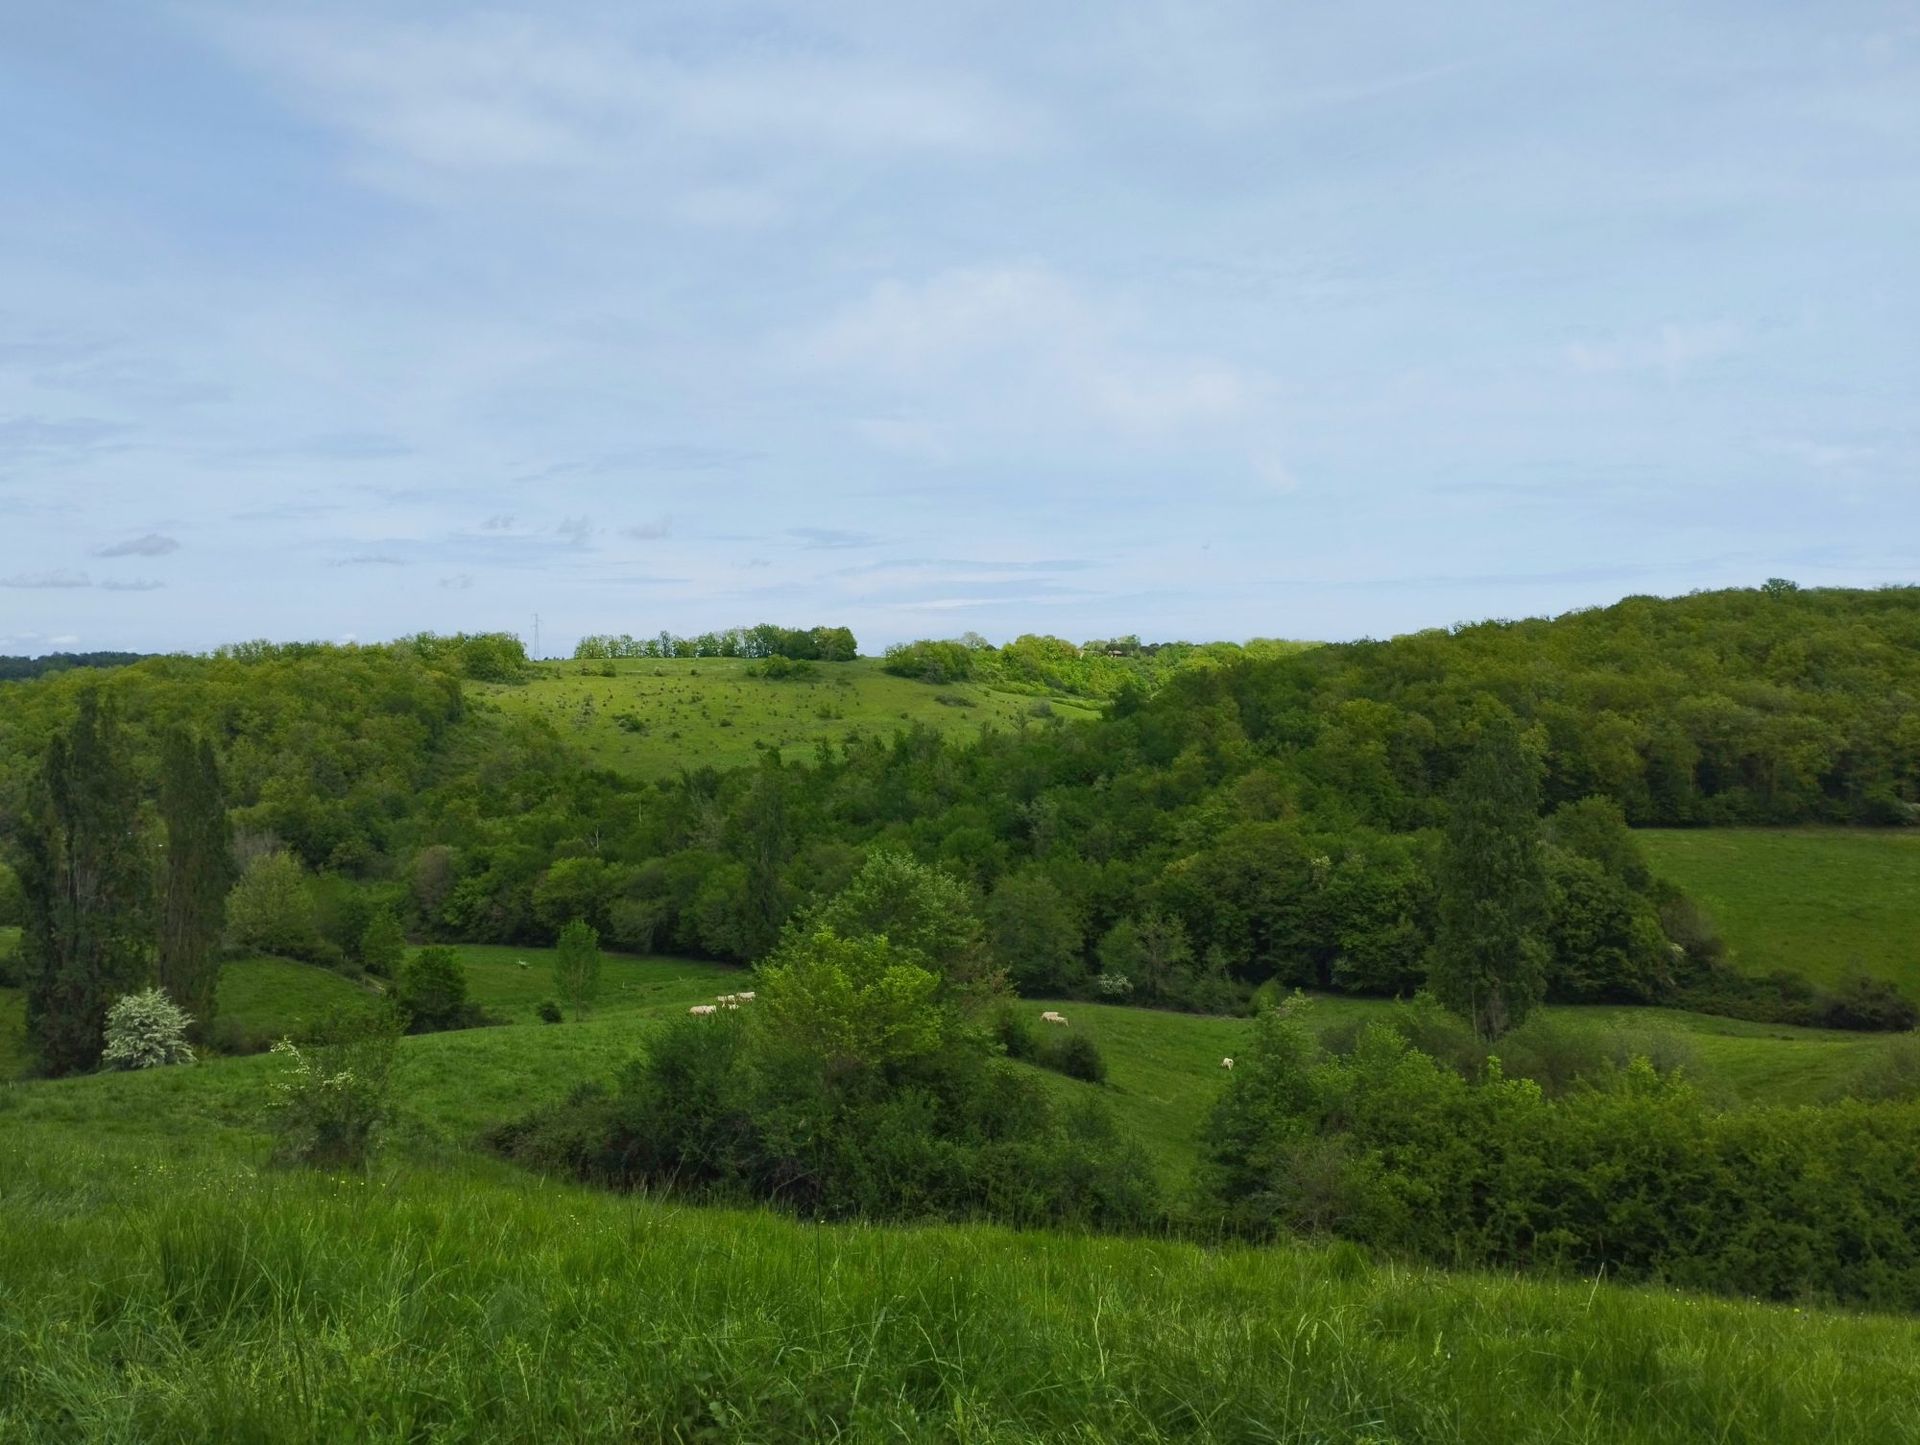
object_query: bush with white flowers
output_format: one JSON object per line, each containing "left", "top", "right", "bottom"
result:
{"left": 266, "top": 1008, "right": 400, "bottom": 1171}
{"left": 101, "top": 987, "right": 196, "bottom": 1070}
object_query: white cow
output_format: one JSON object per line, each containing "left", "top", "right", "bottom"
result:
{"left": 1040, "top": 1010, "right": 1069, "bottom": 1026}
{"left": 1220, "top": 1057, "right": 1234, "bottom": 1071}
{"left": 689, "top": 1004, "right": 718, "bottom": 1017}
{"left": 736, "top": 991, "right": 756, "bottom": 1001}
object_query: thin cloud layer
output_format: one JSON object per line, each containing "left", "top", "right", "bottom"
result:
{"left": 0, "top": 1, "right": 1914, "bottom": 653}
{"left": 94, "top": 532, "right": 181, "bottom": 557}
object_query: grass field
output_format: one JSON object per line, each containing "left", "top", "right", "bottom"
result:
{"left": 1, "top": 949, "right": 1896, "bottom": 1148}
{"left": 5, "top": 949, "right": 1920, "bottom": 1438}
{"left": 472, "top": 656, "right": 1102, "bottom": 777}
{"left": 5, "top": 1137, "right": 1918, "bottom": 1443}
{"left": 1640, "top": 827, "right": 1920, "bottom": 991}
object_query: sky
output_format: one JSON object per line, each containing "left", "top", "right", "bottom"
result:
{"left": 1, "top": 1, "right": 1916, "bottom": 657}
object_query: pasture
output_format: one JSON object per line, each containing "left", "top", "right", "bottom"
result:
{"left": 471, "top": 656, "right": 1101, "bottom": 777}
{"left": 1639, "top": 827, "right": 1920, "bottom": 991}
{"left": 2, "top": 948, "right": 1897, "bottom": 1184}
{"left": 5, "top": 945, "right": 1919, "bottom": 1439}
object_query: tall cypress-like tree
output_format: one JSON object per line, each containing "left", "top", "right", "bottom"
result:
{"left": 157, "top": 726, "right": 233, "bottom": 1034}
{"left": 738, "top": 755, "right": 793, "bottom": 958}
{"left": 1430, "top": 712, "right": 1549, "bottom": 1041}
{"left": 20, "top": 687, "right": 154, "bottom": 1074}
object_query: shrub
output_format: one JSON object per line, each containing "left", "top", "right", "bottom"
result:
{"left": 393, "top": 946, "right": 488, "bottom": 1034}
{"left": 100, "top": 988, "right": 195, "bottom": 1070}
{"left": 1044, "top": 1031, "right": 1108, "bottom": 1084}
{"left": 993, "top": 1005, "right": 1038, "bottom": 1061}
{"left": 1202, "top": 1004, "right": 1920, "bottom": 1310}
{"left": 265, "top": 1006, "right": 401, "bottom": 1171}
{"left": 495, "top": 926, "right": 1157, "bottom": 1230}
{"left": 1819, "top": 973, "right": 1920, "bottom": 1032}
{"left": 536, "top": 999, "right": 563, "bottom": 1024}
{"left": 207, "top": 1015, "right": 275, "bottom": 1057}
{"left": 1494, "top": 1013, "right": 1610, "bottom": 1097}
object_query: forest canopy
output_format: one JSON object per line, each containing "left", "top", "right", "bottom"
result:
{"left": 2, "top": 584, "right": 1917, "bottom": 1037}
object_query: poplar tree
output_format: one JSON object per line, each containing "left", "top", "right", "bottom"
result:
{"left": 157, "top": 726, "right": 233, "bottom": 1035}
{"left": 1430, "top": 712, "right": 1549, "bottom": 1041}
{"left": 20, "top": 687, "right": 154, "bottom": 1074}
{"left": 553, "top": 918, "right": 602, "bottom": 1016}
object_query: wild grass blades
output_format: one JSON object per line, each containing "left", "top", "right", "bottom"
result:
{"left": 3, "top": 1137, "right": 1919, "bottom": 1442}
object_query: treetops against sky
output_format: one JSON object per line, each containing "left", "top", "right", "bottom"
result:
{"left": 2, "top": 3, "right": 1917, "bottom": 658}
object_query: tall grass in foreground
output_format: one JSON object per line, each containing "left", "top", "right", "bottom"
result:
{"left": 3, "top": 1143, "right": 1918, "bottom": 1443}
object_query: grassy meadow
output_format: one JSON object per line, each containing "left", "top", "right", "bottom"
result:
{"left": 6, "top": 942, "right": 1920, "bottom": 1438}
{"left": 1640, "top": 828, "right": 1920, "bottom": 991}
{"left": 6, "top": 1134, "right": 1919, "bottom": 1443}
{"left": 472, "top": 656, "right": 1102, "bottom": 778}
{"left": 1, "top": 948, "right": 1899, "bottom": 1177}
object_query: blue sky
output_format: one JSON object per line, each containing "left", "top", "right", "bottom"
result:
{"left": 2, "top": 1, "right": 1915, "bottom": 656}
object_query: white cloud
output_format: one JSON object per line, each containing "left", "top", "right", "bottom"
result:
{"left": 201, "top": 11, "right": 1044, "bottom": 195}
{"left": 798, "top": 263, "right": 1278, "bottom": 445}
{"left": 1564, "top": 323, "right": 1744, "bottom": 381}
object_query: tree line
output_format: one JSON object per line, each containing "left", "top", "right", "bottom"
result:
{"left": 4, "top": 583, "right": 1918, "bottom": 1066}
{"left": 573, "top": 624, "right": 858, "bottom": 662}
{"left": 0, "top": 651, "right": 151, "bottom": 683}
{"left": 881, "top": 631, "right": 1313, "bottom": 697}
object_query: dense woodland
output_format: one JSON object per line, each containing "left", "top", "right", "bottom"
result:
{"left": 5, "top": 585, "right": 1918, "bottom": 1032}
{"left": 0, "top": 650, "right": 152, "bottom": 682}
{"left": 881, "top": 631, "right": 1313, "bottom": 696}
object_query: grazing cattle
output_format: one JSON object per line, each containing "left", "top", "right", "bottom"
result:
{"left": 736, "top": 991, "right": 756, "bottom": 1001}
{"left": 516, "top": 960, "right": 529, "bottom": 970}
{"left": 1040, "top": 1010, "right": 1068, "bottom": 1026}
{"left": 689, "top": 1004, "right": 718, "bottom": 1016}
{"left": 1220, "top": 1057, "right": 1234, "bottom": 1071}
{"left": 719, "top": 994, "right": 741, "bottom": 1008}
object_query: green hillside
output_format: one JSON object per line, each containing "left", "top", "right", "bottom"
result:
{"left": 2, "top": 967, "right": 1918, "bottom": 1441}
{"left": 3, "top": 950, "right": 1893, "bottom": 1172}
{"left": 1641, "top": 828, "right": 1920, "bottom": 990}
{"left": 472, "top": 656, "right": 1102, "bottom": 778}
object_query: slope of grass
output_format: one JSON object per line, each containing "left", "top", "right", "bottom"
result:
{"left": 473, "top": 656, "right": 1101, "bottom": 777}
{"left": 1640, "top": 827, "right": 1920, "bottom": 990}
{"left": 6, "top": 951, "right": 1920, "bottom": 1439}
{"left": 215, "top": 955, "right": 380, "bottom": 1040}
{"left": 3, "top": 1127, "right": 1919, "bottom": 1443}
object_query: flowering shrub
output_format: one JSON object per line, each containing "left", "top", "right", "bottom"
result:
{"left": 266, "top": 1007, "right": 401, "bottom": 1171}
{"left": 101, "top": 988, "right": 195, "bottom": 1070}
{"left": 1092, "top": 972, "right": 1134, "bottom": 998}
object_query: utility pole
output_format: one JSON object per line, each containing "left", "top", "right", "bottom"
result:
{"left": 533, "top": 613, "right": 541, "bottom": 660}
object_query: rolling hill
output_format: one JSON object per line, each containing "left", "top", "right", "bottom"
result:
{"left": 2, "top": 947, "right": 1918, "bottom": 1441}
{"left": 1640, "top": 827, "right": 1920, "bottom": 993}
{"left": 471, "top": 656, "right": 1103, "bottom": 778}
